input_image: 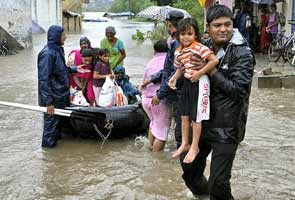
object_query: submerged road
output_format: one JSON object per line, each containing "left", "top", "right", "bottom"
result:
{"left": 0, "top": 13, "right": 295, "bottom": 199}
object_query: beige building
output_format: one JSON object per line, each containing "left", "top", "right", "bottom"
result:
{"left": 279, "top": 0, "right": 295, "bottom": 35}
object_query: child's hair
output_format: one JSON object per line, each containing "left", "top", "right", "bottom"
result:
{"left": 97, "top": 48, "right": 110, "bottom": 57}
{"left": 153, "top": 40, "right": 168, "bottom": 53}
{"left": 176, "top": 18, "right": 200, "bottom": 41}
{"left": 81, "top": 48, "right": 94, "bottom": 57}
{"left": 92, "top": 47, "right": 100, "bottom": 63}
{"left": 206, "top": 5, "right": 233, "bottom": 25}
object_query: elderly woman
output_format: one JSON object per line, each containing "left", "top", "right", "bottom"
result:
{"left": 100, "top": 26, "right": 126, "bottom": 70}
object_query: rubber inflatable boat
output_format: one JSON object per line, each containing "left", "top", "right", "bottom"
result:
{"left": 62, "top": 103, "right": 149, "bottom": 139}
{"left": 0, "top": 100, "right": 149, "bottom": 140}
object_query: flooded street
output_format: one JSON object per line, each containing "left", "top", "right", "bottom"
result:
{"left": 1, "top": 13, "right": 295, "bottom": 200}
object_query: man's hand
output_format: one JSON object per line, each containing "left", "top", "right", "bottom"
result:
{"left": 151, "top": 95, "right": 160, "bottom": 106}
{"left": 189, "top": 70, "right": 203, "bottom": 83}
{"left": 140, "top": 79, "right": 151, "bottom": 91}
{"left": 47, "top": 105, "right": 55, "bottom": 115}
{"left": 168, "top": 78, "right": 177, "bottom": 90}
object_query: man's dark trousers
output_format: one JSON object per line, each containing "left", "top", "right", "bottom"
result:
{"left": 42, "top": 114, "right": 61, "bottom": 148}
{"left": 178, "top": 137, "right": 238, "bottom": 200}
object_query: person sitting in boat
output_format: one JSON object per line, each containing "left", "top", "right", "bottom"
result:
{"left": 92, "top": 48, "right": 115, "bottom": 105}
{"left": 100, "top": 26, "right": 126, "bottom": 70}
{"left": 113, "top": 66, "right": 139, "bottom": 104}
{"left": 67, "top": 36, "right": 92, "bottom": 87}
{"left": 76, "top": 48, "right": 95, "bottom": 106}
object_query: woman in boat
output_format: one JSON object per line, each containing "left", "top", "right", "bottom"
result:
{"left": 67, "top": 36, "right": 91, "bottom": 89}
{"left": 100, "top": 26, "right": 126, "bottom": 70}
{"left": 67, "top": 36, "right": 95, "bottom": 106}
{"left": 140, "top": 40, "right": 171, "bottom": 152}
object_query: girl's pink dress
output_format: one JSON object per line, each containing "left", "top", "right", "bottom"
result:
{"left": 68, "top": 49, "right": 95, "bottom": 103}
{"left": 141, "top": 53, "right": 171, "bottom": 141}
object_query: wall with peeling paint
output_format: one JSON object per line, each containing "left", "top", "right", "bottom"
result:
{"left": 0, "top": 0, "right": 32, "bottom": 49}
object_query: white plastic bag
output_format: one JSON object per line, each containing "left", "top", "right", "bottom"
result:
{"left": 67, "top": 51, "right": 76, "bottom": 67}
{"left": 70, "top": 87, "right": 89, "bottom": 106}
{"left": 98, "top": 76, "right": 115, "bottom": 107}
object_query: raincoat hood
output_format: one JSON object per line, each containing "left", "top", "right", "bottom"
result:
{"left": 47, "top": 25, "right": 64, "bottom": 47}
{"left": 113, "top": 66, "right": 126, "bottom": 75}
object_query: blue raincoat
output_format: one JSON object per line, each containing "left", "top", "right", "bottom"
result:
{"left": 37, "top": 25, "right": 70, "bottom": 148}
{"left": 113, "top": 66, "right": 139, "bottom": 103}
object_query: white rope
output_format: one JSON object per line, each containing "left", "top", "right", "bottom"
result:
{"left": 92, "top": 120, "right": 113, "bottom": 149}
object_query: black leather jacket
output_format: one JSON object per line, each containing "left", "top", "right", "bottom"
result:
{"left": 202, "top": 29, "right": 255, "bottom": 144}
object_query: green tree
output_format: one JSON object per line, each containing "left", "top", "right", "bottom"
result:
{"left": 109, "top": 0, "right": 154, "bottom": 14}
{"left": 173, "top": 0, "right": 205, "bottom": 32}
{"left": 151, "top": 0, "right": 175, "bottom": 6}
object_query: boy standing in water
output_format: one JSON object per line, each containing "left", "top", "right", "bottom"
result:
{"left": 169, "top": 18, "right": 218, "bottom": 163}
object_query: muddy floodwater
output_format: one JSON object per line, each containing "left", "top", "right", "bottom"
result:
{"left": 0, "top": 13, "right": 295, "bottom": 200}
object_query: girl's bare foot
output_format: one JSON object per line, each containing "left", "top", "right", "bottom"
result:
{"left": 183, "top": 147, "right": 199, "bottom": 163}
{"left": 172, "top": 144, "right": 190, "bottom": 159}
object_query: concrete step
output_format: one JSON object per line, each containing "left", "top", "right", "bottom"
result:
{"left": 255, "top": 75, "right": 295, "bottom": 89}
{"left": 0, "top": 26, "right": 24, "bottom": 50}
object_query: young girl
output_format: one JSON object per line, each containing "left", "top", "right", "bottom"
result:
{"left": 92, "top": 48, "right": 114, "bottom": 105}
{"left": 168, "top": 18, "right": 219, "bottom": 163}
{"left": 77, "top": 48, "right": 95, "bottom": 106}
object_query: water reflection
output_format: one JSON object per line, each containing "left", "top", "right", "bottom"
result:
{"left": 0, "top": 13, "right": 295, "bottom": 199}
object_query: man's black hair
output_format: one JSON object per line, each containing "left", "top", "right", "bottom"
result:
{"left": 176, "top": 18, "right": 200, "bottom": 41}
{"left": 166, "top": 10, "right": 184, "bottom": 28}
{"left": 206, "top": 4, "right": 233, "bottom": 25}
{"left": 153, "top": 40, "right": 168, "bottom": 53}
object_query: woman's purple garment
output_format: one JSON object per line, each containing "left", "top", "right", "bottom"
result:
{"left": 142, "top": 53, "right": 167, "bottom": 98}
{"left": 268, "top": 13, "right": 278, "bottom": 34}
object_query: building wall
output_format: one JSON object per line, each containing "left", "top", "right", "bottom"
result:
{"left": 0, "top": 0, "right": 32, "bottom": 48}
{"left": 283, "top": 0, "right": 295, "bottom": 35}
{"left": 32, "top": 0, "right": 62, "bottom": 32}
{"left": 62, "top": 0, "right": 82, "bottom": 32}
